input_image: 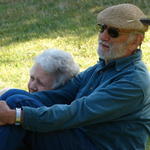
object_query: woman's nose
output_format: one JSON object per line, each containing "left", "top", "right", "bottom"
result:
{"left": 29, "top": 82, "right": 38, "bottom": 92}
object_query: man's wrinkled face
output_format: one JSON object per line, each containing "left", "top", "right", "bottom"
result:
{"left": 97, "top": 24, "right": 134, "bottom": 62}
{"left": 28, "top": 64, "right": 54, "bottom": 93}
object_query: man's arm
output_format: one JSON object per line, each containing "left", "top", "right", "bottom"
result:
{"left": 0, "top": 76, "right": 148, "bottom": 132}
{"left": 21, "top": 78, "right": 146, "bottom": 132}
{"left": 30, "top": 72, "right": 84, "bottom": 106}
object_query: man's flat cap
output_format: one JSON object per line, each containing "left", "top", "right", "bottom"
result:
{"left": 97, "top": 3, "right": 149, "bottom": 32}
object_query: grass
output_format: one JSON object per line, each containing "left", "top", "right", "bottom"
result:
{"left": 0, "top": 0, "right": 150, "bottom": 148}
{"left": 0, "top": 0, "right": 150, "bottom": 90}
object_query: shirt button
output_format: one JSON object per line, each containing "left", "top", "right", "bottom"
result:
{"left": 89, "top": 87, "right": 93, "bottom": 90}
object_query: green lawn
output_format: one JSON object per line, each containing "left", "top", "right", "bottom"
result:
{"left": 0, "top": 0, "right": 150, "bottom": 148}
{"left": 0, "top": 0, "right": 149, "bottom": 89}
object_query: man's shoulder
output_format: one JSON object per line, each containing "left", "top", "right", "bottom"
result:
{"left": 125, "top": 63, "right": 150, "bottom": 95}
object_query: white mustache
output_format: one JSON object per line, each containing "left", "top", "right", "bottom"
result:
{"left": 99, "top": 40, "right": 109, "bottom": 47}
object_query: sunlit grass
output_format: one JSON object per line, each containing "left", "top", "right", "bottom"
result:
{"left": 0, "top": 29, "right": 149, "bottom": 89}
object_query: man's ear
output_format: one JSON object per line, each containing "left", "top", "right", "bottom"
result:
{"left": 129, "top": 34, "right": 144, "bottom": 52}
{"left": 136, "top": 34, "right": 144, "bottom": 46}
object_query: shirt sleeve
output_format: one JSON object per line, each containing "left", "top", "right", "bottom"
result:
{"left": 22, "top": 77, "right": 144, "bottom": 132}
{"left": 30, "top": 72, "right": 84, "bottom": 106}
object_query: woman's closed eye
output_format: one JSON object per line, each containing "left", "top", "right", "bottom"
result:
{"left": 36, "top": 78, "right": 45, "bottom": 87}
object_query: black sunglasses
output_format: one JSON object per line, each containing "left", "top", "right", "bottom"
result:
{"left": 97, "top": 24, "right": 120, "bottom": 38}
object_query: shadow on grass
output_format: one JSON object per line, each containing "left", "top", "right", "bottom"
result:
{"left": 0, "top": 0, "right": 101, "bottom": 47}
{"left": 0, "top": 0, "right": 149, "bottom": 47}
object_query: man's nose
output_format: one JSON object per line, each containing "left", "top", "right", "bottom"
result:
{"left": 100, "top": 29, "right": 110, "bottom": 41}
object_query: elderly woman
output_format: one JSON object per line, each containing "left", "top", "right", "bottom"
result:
{"left": 0, "top": 48, "right": 79, "bottom": 96}
{"left": 0, "top": 48, "right": 79, "bottom": 150}
{"left": 28, "top": 48, "right": 79, "bottom": 92}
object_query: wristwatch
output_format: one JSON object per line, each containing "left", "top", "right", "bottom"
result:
{"left": 15, "top": 108, "right": 22, "bottom": 125}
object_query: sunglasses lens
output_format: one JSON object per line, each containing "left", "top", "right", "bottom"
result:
{"left": 97, "top": 24, "right": 119, "bottom": 38}
{"left": 108, "top": 28, "right": 119, "bottom": 38}
{"left": 97, "top": 24, "right": 107, "bottom": 33}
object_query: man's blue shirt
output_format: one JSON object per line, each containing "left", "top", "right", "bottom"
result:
{"left": 22, "top": 50, "right": 150, "bottom": 149}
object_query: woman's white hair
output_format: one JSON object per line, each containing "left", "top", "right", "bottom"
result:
{"left": 32, "top": 49, "right": 79, "bottom": 89}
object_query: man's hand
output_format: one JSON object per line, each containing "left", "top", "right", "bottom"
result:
{"left": 0, "top": 101, "right": 16, "bottom": 125}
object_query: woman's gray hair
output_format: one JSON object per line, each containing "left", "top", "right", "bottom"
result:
{"left": 32, "top": 49, "right": 79, "bottom": 89}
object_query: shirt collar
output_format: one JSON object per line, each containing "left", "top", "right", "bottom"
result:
{"left": 98, "top": 49, "right": 142, "bottom": 71}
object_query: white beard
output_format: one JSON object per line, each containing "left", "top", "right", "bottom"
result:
{"left": 97, "top": 40, "right": 128, "bottom": 62}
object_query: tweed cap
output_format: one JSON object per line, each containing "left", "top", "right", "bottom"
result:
{"left": 97, "top": 4, "right": 148, "bottom": 32}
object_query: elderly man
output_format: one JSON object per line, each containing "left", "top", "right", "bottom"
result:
{"left": 0, "top": 3, "right": 150, "bottom": 150}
